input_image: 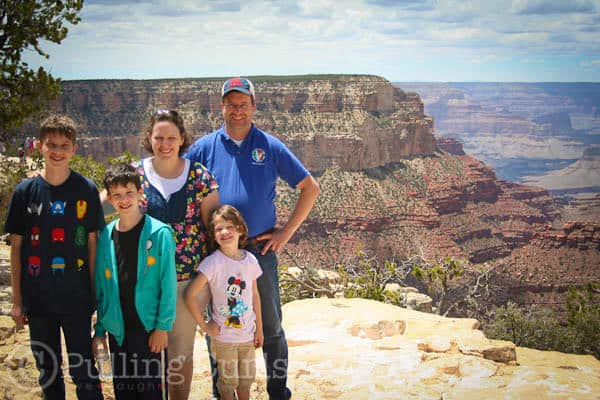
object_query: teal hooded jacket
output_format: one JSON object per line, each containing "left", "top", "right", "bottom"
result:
{"left": 94, "top": 214, "right": 177, "bottom": 345}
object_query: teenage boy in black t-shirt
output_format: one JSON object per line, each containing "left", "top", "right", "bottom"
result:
{"left": 4, "top": 115, "right": 104, "bottom": 400}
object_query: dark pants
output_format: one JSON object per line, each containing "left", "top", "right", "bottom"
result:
{"left": 109, "top": 329, "right": 168, "bottom": 400}
{"left": 28, "top": 313, "right": 103, "bottom": 400}
{"left": 207, "top": 243, "right": 291, "bottom": 400}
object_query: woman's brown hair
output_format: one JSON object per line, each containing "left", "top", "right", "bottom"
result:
{"left": 142, "top": 109, "right": 192, "bottom": 156}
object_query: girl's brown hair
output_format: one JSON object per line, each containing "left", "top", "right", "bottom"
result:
{"left": 207, "top": 205, "right": 249, "bottom": 251}
{"left": 142, "top": 109, "right": 192, "bottom": 156}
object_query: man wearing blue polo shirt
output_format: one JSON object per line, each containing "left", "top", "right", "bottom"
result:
{"left": 186, "top": 77, "right": 319, "bottom": 400}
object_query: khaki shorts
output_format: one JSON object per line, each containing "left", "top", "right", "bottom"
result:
{"left": 168, "top": 281, "right": 198, "bottom": 366}
{"left": 210, "top": 339, "right": 256, "bottom": 396}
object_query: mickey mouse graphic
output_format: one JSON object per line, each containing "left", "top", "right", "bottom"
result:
{"left": 224, "top": 276, "right": 248, "bottom": 329}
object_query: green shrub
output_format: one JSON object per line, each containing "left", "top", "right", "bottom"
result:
{"left": 483, "top": 302, "right": 567, "bottom": 350}
{"left": 565, "top": 283, "right": 600, "bottom": 357}
{"left": 279, "top": 250, "right": 414, "bottom": 306}
{"left": 0, "top": 157, "right": 30, "bottom": 228}
{"left": 484, "top": 284, "right": 600, "bottom": 359}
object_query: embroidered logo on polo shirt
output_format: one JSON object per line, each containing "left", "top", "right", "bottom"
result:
{"left": 252, "top": 148, "right": 266, "bottom": 164}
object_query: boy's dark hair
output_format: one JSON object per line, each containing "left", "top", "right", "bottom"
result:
{"left": 142, "top": 109, "right": 192, "bottom": 156}
{"left": 39, "top": 114, "right": 77, "bottom": 142}
{"left": 207, "top": 205, "right": 249, "bottom": 251}
{"left": 103, "top": 163, "right": 141, "bottom": 192}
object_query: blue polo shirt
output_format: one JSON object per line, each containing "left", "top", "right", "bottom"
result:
{"left": 185, "top": 124, "right": 309, "bottom": 237}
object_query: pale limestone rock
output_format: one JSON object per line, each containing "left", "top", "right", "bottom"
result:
{"left": 316, "top": 268, "right": 340, "bottom": 282}
{"left": 5, "top": 354, "right": 27, "bottom": 370}
{"left": 0, "top": 315, "right": 15, "bottom": 340}
{"left": 285, "top": 266, "right": 302, "bottom": 278}
{"left": 383, "top": 282, "right": 402, "bottom": 293}
{"left": 457, "top": 356, "right": 499, "bottom": 379}
{"left": 396, "top": 286, "right": 419, "bottom": 294}
{"left": 0, "top": 263, "right": 10, "bottom": 286}
{"left": 349, "top": 320, "right": 405, "bottom": 339}
{"left": 0, "top": 296, "right": 596, "bottom": 399}
{"left": 481, "top": 340, "right": 517, "bottom": 363}
{"left": 418, "top": 335, "right": 454, "bottom": 353}
{"left": 187, "top": 298, "right": 599, "bottom": 399}
{"left": 383, "top": 284, "right": 421, "bottom": 296}
{"left": 0, "top": 289, "right": 10, "bottom": 301}
{"left": 382, "top": 284, "right": 434, "bottom": 313}
{"left": 403, "top": 292, "right": 433, "bottom": 313}
{"left": 0, "top": 288, "right": 11, "bottom": 316}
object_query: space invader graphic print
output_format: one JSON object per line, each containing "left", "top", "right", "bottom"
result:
{"left": 31, "top": 227, "right": 40, "bottom": 247}
{"left": 27, "top": 203, "right": 43, "bottom": 216}
{"left": 76, "top": 200, "right": 87, "bottom": 220}
{"left": 50, "top": 200, "right": 66, "bottom": 215}
{"left": 51, "top": 257, "right": 66, "bottom": 276}
{"left": 28, "top": 256, "right": 41, "bottom": 277}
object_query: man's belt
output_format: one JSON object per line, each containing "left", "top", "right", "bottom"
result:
{"left": 246, "top": 227, "right": 275, "bottom": 246}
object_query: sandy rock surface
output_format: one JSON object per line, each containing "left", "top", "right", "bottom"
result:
{"left": 0, "top": 241, "right": 598, "bottom": 400}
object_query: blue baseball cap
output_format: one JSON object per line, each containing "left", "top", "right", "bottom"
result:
{"left": 222, "top": 77, "right": 255, "bottom": 101}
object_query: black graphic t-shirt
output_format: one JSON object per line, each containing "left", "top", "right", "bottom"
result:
{"left": 3, "top": 171, "right": 105, "bottom": 316}
{"left": 112, "top": 217, "right": 145, "bottom": 333}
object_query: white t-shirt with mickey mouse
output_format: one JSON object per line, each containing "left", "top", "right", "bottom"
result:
{"left": 197, "top": 249, "right": 263, "bottom": 343}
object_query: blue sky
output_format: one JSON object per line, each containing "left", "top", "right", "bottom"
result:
{"left": 24, "top": 0, "right": 600, "bottom": 82}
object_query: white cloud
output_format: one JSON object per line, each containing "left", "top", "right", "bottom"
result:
{"left": 470, "top": 54, "right": 500, "bottom": 64}
{"left": 365, "top": 0, "right": 438, "bottom": 11}
{"left": 21, "top": 0, "right": 600, "bottom": 81}
{"left": 511, "top": 0, "right": 596, "bottom": 15}
{"left": 580, "top": 59, "right": 600, "bottom": 67}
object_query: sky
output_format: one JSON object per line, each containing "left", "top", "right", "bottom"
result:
{"left": 23, "top": 0, "right": 600, "bottom": 82}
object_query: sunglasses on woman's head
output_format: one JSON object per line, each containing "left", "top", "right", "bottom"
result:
{"left": 153, "top": 109, "right": 179, "bottom": 117}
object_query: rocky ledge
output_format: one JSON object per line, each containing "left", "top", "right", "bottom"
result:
{"left": 536, "top": 222, "right": 600, "bottom": 250}
{"left": 193, "top": 298, "right": 600, "bottom": 399}
{"left": 1, "top": 244, "right": 599, "bottom": 400}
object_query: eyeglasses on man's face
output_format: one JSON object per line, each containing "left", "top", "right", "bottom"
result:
{"left": 223, "top": 102, "right": 253, "bottom": 112}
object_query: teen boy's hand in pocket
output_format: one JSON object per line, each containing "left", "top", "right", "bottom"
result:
{"left": 149, "top": 329, "right": 168, "bottom": 353}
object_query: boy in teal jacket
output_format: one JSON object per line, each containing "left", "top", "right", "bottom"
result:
{"left": 92, "top": 163, "right": 176, "bottom": 400}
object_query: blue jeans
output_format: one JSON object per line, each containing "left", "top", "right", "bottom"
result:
{"left": 207, "top": 243, "right": 291, "bottom": 400}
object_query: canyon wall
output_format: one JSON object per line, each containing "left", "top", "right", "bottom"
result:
{"left": 394, "top": 82, "right": 599, "bottom": 185}
{"left": 23, "top": 75, "right": 599, "bottom": 311}
{"left": 48, "top": 75, "right": 435, "bottom": 171}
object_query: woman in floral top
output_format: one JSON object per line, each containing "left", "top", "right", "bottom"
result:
{"left": 137, "top": 109, "right": 219, "bottom": 400}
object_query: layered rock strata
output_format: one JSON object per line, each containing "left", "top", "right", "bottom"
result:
{"left": 46, "top": 75, "right": 435, "bottom": 171}
{"left": 21, "top": 75, "right": 598, "bottom": 310}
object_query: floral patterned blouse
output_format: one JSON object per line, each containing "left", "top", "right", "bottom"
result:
{"left": 136, "top": 159, "right": 219, "bottom": 281}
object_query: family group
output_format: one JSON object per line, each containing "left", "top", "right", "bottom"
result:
{"left": 5, "top": 78, "right": 320, "bottom": 400}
